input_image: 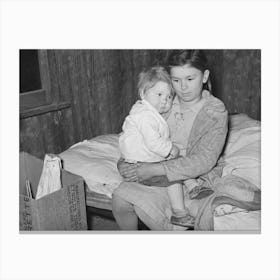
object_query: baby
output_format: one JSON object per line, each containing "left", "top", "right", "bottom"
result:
{"left": 119, "top": 66, "right": 195, "bottom": 227}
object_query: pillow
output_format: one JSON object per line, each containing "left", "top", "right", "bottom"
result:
{"left": 214, "top": 210, "right": 261, "bottom": 231}
{"left": 222, "top": 114, "right": 261, "bottom": 189}
{"left": 59, "top": 134, "right": 123, "bottom": 198}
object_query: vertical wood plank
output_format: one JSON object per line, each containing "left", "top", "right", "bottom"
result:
{"left": 104, "top": 50, "right": 123, "bottom": 133}
{"left": 20, "top": 117, "right": 45, "bottom": 159}
{"left": 47, "top": 50, "right": 60, "bottom": 103}
{"left": 65, "top": 50, "right": 84, "bottom": 142}
{"left": 83, "top": 50, "right": 94, "bottom": 137}
{"left": 222, "top": 50, "right": 261, "bottom": 120}
{"left": 204, "top": 50, "right": 224, "bottom": 100}
{"left": 119, "top": 50, "right": 135, "bottom": 127}
{"left": 75, "top": 50, "right": 92, "bottom": 139}
{"left": 53, "top": 50, "right": 75, "bottom": 147}
{"left": 92, "top": 50, "right": 109, "bottom": 135}
{"left": 54, "top": 50, "right": 70, "bottom": 101}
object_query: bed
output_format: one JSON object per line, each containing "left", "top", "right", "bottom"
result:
{"left": 59, "top": 114, "right": 261, "bottom": 231}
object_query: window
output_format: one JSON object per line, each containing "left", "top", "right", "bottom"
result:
{"left": 20, "top": 50, "right": 52, "bottom": 113}
{"left": 20, "top": 50, "right": 42, "bottom": 93}
{"left": 20, "top": 50, "right": 70, "bottom": 119}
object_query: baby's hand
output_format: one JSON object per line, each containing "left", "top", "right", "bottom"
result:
{"left": 169, "top": 145, "right": 180, "bottom": 159}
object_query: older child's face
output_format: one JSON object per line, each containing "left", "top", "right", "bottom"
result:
{"left": 170, "top": 64, "right": 209, "bottom": 104}
{"left": 141, "top": 81, "right": 173, "bottom": 114}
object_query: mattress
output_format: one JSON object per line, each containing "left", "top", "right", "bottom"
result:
{"left": 85, "top": 188, "right": 112, "bottom": 211}
{"left": 214, "top": 210, "right": 261, "bottom": 231}
{"left": 59, "top": 134, "right": 123, "bottom": 198}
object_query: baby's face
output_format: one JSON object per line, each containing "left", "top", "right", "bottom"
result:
{"left": 141, "top": 81, "right": 173, "bottom": 114}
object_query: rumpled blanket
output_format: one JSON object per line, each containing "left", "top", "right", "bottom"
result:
{"left": 194, "top": 114, "right": 261, "bottom": 230}
{"left": 194, "top": 175, "right": 261, "bottom": 230}
{"left": 222, "top": 114, "right": 261, "bottom": 189}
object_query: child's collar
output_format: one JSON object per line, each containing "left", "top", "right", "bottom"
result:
{"left": 172, "top": 91, "right": 209, "bottom": 114}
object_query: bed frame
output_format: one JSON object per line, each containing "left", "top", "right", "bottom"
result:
{"left": 85, "top": 188, "right": 150, "bottom": 230}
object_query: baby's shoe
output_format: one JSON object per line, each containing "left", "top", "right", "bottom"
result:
{"left": 170, "top": 214, "right": 195, "bottom": 228}
{"left": 189, "top": 185, "right": 214, "bottom": 200}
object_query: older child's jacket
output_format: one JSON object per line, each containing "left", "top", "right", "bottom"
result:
{"left": 162, "top": 90, "right": 228, "bottom": 182}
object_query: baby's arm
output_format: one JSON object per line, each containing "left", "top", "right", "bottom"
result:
{"left": 166, "top": 144, "right": 180, "bottom": 159}
{"left": 136, "top": 113, "right": 173, "bottom": 158}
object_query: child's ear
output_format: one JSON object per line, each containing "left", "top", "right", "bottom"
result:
{"left": 203, "top": 69, "right": 210, "bottom": 84}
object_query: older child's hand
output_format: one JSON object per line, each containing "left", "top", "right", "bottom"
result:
{"left": 117, "top": 158, "right": 138, "bottom": 182}
{"left": 137, "top": 162, "right": 166, "bottom": 181}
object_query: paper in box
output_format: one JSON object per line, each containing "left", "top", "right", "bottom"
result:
{"left": 19, "top": 152, "right": 88, "bottom": 231}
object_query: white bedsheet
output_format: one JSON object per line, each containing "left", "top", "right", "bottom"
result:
{"left": 214, "top": 210, "right": 261, "bottom": 231}
{"left": 59, "top": 134, "right": 123, "bottom": 198}
{"left": 222, "top": 125, "right": 261, "bottom": 189}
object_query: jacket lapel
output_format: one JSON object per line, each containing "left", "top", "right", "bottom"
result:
{"left": 186, "top": 108, "right": 216, "bottom": 154}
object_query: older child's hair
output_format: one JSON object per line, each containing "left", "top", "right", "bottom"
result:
{"left": 167, "top": 50, "right": 212, "bottom": 92}
{"left": 137, "top": 66, "right": 174, "bottom": 96}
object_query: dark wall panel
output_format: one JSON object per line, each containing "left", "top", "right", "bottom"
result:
{"left": 204, "top": 50, "right": 224, "bottom": 101}
{"left": 222, "top": 50, "right": 261, "bottom": 119}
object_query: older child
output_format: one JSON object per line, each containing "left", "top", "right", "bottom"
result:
{"left": 113, "top": 50, "right": 228, "bottom": 230}
{"left": 119, "top": 66, "right": 195, "bottom": 227}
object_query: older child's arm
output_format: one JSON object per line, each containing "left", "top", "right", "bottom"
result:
{"left": 135, "top": 104, "right": 228, "bottom": 182}
{"left": 162, "top": 108, "right": 228, "bottom": 181}
{"left": 117, "top": 158, "right": 138, "bottom": 182}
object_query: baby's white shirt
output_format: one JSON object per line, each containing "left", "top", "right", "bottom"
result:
{"left": 119, "top": 100, "right": 172, "bottom": 162}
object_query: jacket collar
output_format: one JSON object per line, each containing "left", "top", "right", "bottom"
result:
{"left": 172, "top": 90, "right": 209, "bottom": 114}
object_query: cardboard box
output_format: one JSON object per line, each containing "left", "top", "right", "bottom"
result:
{"left": 19, "top": 152, "right": 88, "bottom": 231}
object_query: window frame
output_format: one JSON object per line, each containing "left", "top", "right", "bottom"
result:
{"left": 20, "top": 50, "right": 70, "bottom": 119}
{"left": 20, "top": 50, "right": 51, "bottom": 110}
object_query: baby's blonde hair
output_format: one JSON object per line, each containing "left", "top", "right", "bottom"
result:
{"left": 137, "top": 66, "right": 174, "bottom": 97}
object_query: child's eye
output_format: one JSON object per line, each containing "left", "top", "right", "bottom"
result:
{"left": 172, "top": 79, "right": 179, "bottom": 83}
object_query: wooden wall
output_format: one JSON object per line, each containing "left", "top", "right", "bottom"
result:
{"left": 20, "top": 49, "right": 261, "bottom": 159}
{"left": 221, "top": 50, "right": 261, "bottom": 119}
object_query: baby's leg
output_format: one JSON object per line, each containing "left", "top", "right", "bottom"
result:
{"left": 167, "top": 183, "right": 195, "bottom": 228}
{"left": 167, "top": 183, "right": 185, "bottom": 212}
